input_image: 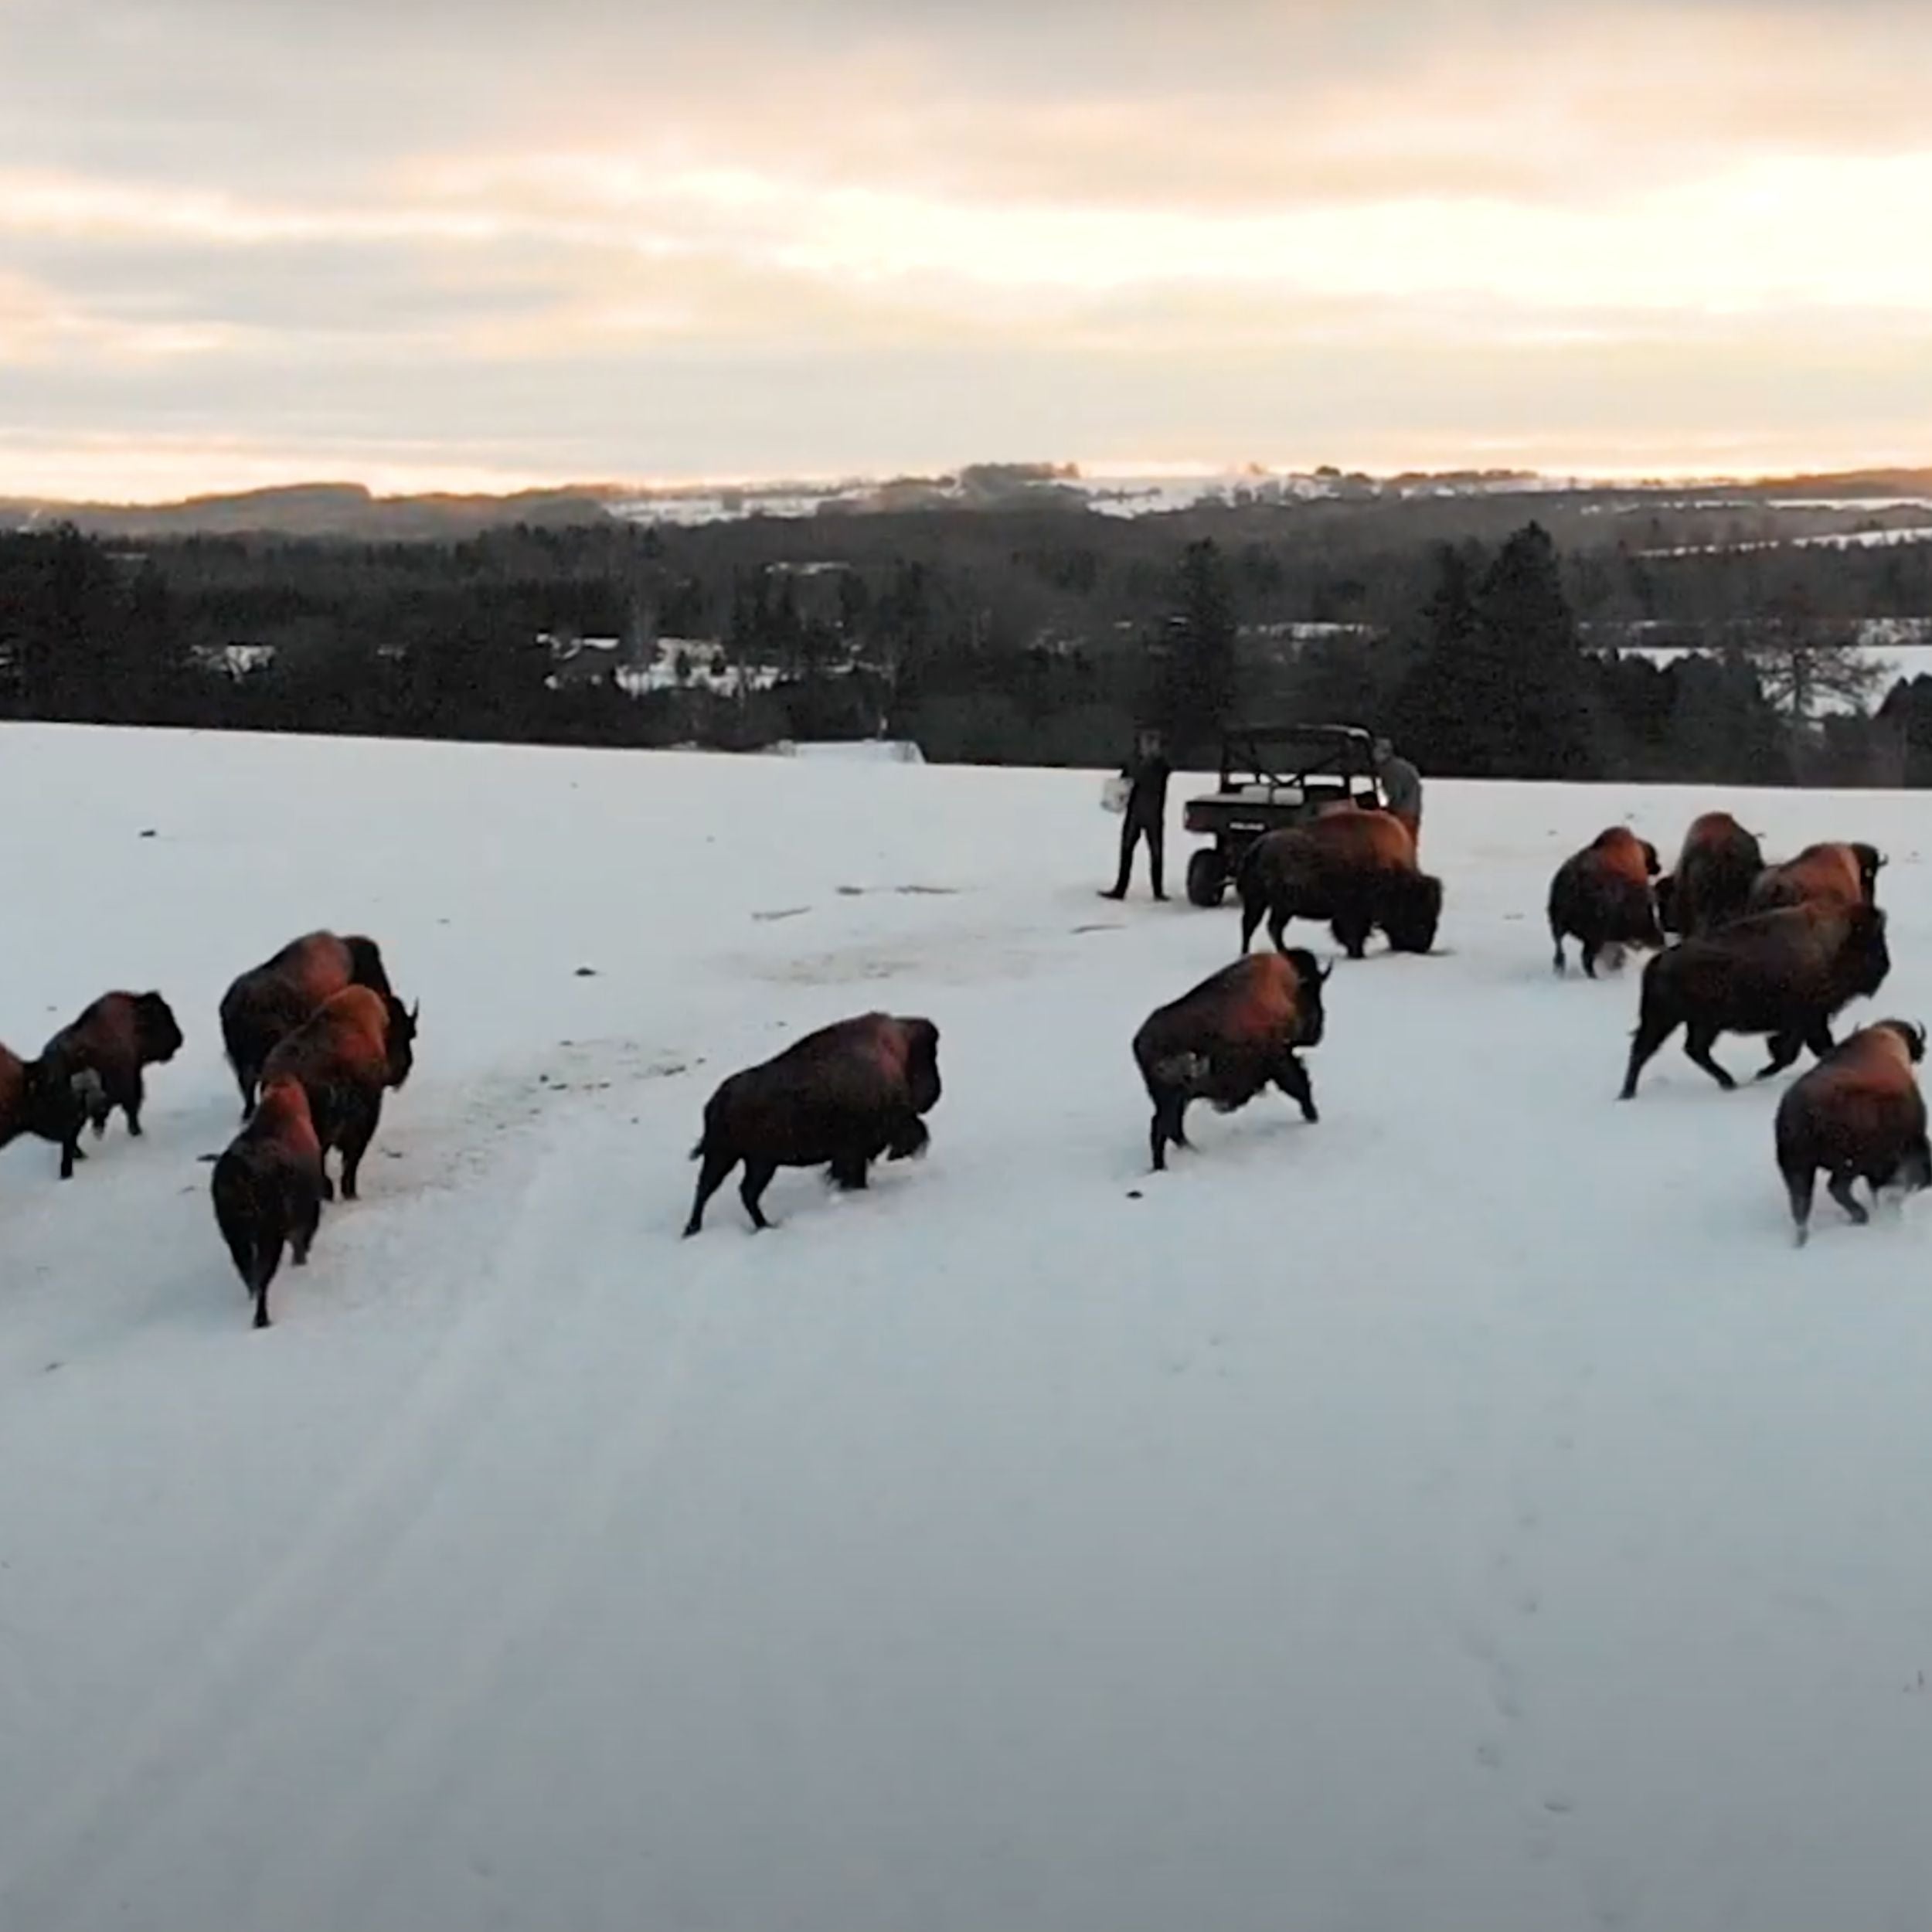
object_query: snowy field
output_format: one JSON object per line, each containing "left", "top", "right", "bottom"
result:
{"left": 6, "top": 725, "right": 1932, "bottom": 1932}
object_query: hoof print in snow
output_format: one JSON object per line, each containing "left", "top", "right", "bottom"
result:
{"left": 753, "top": 906, "right": 811, "bottom": 922}
{"left": 138, "top": 828, "right": 158, "bottom": 839}
{"left": 574, "top": 965, "right": 598, "bottom": 978}
{"left": 196, "top": 1151, "right": 219, "bottom": 1164}
{"left": 1126, "top": 1189, "right": 1144, "bottom": 1200}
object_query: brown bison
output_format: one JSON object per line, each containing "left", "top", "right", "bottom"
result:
{"left": 1237, "top": 808, "right": 1444, "bottom": 959}
{"left": 1548, "top": 828, "right": 1665, "bottom": 977}
{"left": 211, "top": 1075, "right": 326, "bottom": 1328}
{"left": 260, "top": 985, "right": 418, "bottom": 1202}
{"left": 41, "top": 991, "right": 183, "bottom": 1143}
{"left": 1774, "top": 1020, "right": 1932, "bottom": 1247}
{"left": 1747, "top": 841, "right": 1885, "bottom": 915}
{"left": 1132, "top": 951, "right": 1327, "bottom": 1172}
{"left": 1663, "top": 811, "right": 1764, "bottom": 937}
{"left": 220, "top": 931, "right": 396, "bottom": 1118}
{"left": 1619, "top": 900, "right": 1891, "bottom": 1099}
{"left": 0, "top": 1043, "right": 94, "bottom": 1180}
{"left": 684, "top": 1013, "right": 941, "bottom": 1236}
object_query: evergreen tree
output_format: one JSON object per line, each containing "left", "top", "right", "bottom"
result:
{"left": 1160, "top": 538, "right": 1236, "bottom": 758}
{"left": 1386, "top": 542, "right": 1489, "bottom": 770}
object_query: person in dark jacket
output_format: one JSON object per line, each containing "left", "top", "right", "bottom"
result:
{"left": 1104, "top": 728, "right": 1172, "bottom": 900}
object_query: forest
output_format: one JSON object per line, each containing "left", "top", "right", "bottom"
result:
{"left": 5, "top": 489, "right": 1932, "bottom": 786}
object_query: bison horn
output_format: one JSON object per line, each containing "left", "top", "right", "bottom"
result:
{"left": 410, "top": 1000, "right": 421, "bottom": 1022}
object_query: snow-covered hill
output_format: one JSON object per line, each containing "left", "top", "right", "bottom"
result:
{"left": 4, "top": 726, "right": 1932, "bottom": 1932}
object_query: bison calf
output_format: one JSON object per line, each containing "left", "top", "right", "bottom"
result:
{"left": 1238, "top": 808, "right": 1444, "bottom": 960}
{"left": 685, "top": 1013, "right": 941, "bottom": 1235}
{"left": 1775, "top": 1020, "right": 1932, "bottom": 1247}
{"left": 220, "top": 930, "right": 396, "bottom": 1118}
{"left": 1549, "top": 828, "right": 1665, "bottom": 977}
{"left": 1132, "top": 951, "right": 1328, "bottom": 1172}
{"left": 41, "top": 990, "right": 183, "bottom": 1143}
{"left": 1620, "top": 901, "right": 1890, "bottom": 1099}
{"left": 0, "top": 1043, "right": 92, "bottom": 1180}
{"left": 212, "top": 1076, "right": 326, "bottom": 1328}
{"left": 260, "top": 985, "right": 418, "bottom": 1202}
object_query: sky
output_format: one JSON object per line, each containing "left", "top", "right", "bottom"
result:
{"left": 4, "top": 0, "right": 1932, "bottom": 498}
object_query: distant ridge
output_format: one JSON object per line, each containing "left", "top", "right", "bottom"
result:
{"left": 3, "top": 463, "right": 1931, "bottom": 540}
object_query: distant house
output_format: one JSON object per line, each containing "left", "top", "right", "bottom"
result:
{"left": 189, "top": 642, "right": 278, "bottom": 679}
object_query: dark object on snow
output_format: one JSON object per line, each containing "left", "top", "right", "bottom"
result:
{"left": 0, "top": 1042, "right": 93, "bottom": 1180}
{"left": 1663, "top": 811, "right": 1764, "bottom": 937}
{"left": 1775, "top": 1020, "right": 1932, "bottom": 1247}
{"left": 41, "top": 991, "right": 183, "bottom": 1144}
{"left": 260, "top": 985, "right": 417, "bottom": 1202}
{"left": 1104, "top": 728, "right": 1173, "bottom": 902}
{"left": 219, "top": 930, "right": 398, "bottom": 1118}
{"left": 1747, "top": 841, "right": 1885, "bottom": 916}
{"left": 1132, "top": 951, "right": 1327, "bottom": 1172}
{"left": 684, "top": 1013, "right": 941, "bottom": 1235}
{"left": 212, "top": 1076, "right": 326, "bottom": 1328}
{"left": 1238, "top": 808, "right": 1442, "bottom": 958}
{"left": 1548, "top": 828, "right": 1664, "bottom": 977}
{"left": 1620, "top": 901, "right": 1890, "bottom": 1099}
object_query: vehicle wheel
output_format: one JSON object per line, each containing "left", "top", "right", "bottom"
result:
{"left": 1185, "top": 849, "right": 1226, "bottom": 908}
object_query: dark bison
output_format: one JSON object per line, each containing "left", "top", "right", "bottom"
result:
{"left": 41, "top": 991, "right": 183, "bottom": 1144}
{"left": 212, "top": 1075, "right": 326, "bottom": 1328}
{"left": 220, "top": 931, "right": 396, "bottom": 1118}
{"left": 1548, "top": 828, "right": 1665, "bottom": 977}
{"left": 1619, "top": 900, "right": 1891, "bottom": 1099}
{"left": 1747, "top": 840, "right": 1885, "bottom": 915}
{"left": 1774, "top": 1020, "right": 1932, "bottom": 1247}
{"left": 260, "top": 985, "right": 418, "bottom": 1202}
{"left": 0, "top": 1043, "right": 94, "bottom": 1180}
{"left": 1132, "top": 951, "right": 1327, "bottom": 1172}
{"left": 684, "top": 1013, "right": 941, "bottom": 1236}
{"left": 1663, "top": 811, "right": 1764, "bottom": 937}
{"left": 1238, "top": 808, "right": 1444, "bottom": 959}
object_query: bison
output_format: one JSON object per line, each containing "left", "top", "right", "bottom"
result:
{"left": 1619, "top": 900, "right": 1891, "bottom": 1100}
{"left": 1747, "top": 841, "right": 1885, "bottom": 916}
{"left": 211, "top": 1075, "right": 326, "bottom": 1328}
{"left": 41, "top": 991, "right": 183, "bottom": 1144}
{"left": 220, "top": 930, "right": 396, "bottom": 1118}
{"left": 1548, "top": 828, "right": 1665, "bottom": 977}
{"left": 1774, "top": 1020, "right": 1932, "bottom": 1247}
{"left": 1665, "top": 811, "right": 1764, "bottom": 937}
{"left": 684, "top": 1013, "right": 941, "bottom": 1236}
{"left": 0, "top": 1043, "right": 94, "bottom": 1181}
{"left": 260, "top": 985, "right": 418, "bottom": 1202}
{"left": 1132, "top": 951, "right": 1327, "bottom": 1172}
{"left": 1237, "top": 808, "right": 1444, "bottom": 960}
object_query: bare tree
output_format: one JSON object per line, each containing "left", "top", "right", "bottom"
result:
{"left": 1739, "top": 589, "right": 1884, "bottom": 722}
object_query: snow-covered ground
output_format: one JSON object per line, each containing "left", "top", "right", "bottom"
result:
{"left": 5, "top": 726, "right": 1932, "bottom": 1932}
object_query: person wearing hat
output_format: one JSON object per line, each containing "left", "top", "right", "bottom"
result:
{"left": 1103, "top": 726, "right": 1172, "bottom": 900}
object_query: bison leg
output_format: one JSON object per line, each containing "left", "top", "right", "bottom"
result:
{"left": 1238, "top": 891, "right": 1264, "bottom": 955}
{"left": 292, "top": 1188, "right": 321, "bottom": 1266}
{"left": 1331, "top": 910, "right": 1372, "bottom": 960}
{"left": 336, "top": 1094, "right": 383, "bottom": 1202}
{"left": 108, "top": 1066, "right": 145, "bottom": 1138}
{"left": 829, "top": 1151, "right": 870, "bottom": 1191}
{"left": 1549, "top": 919, "right": 1566, "bottom": 975}
{"left": 1268, "top": 903, "right": 1292, "bottom": 954}
{"left": 1804, "top": 1017, "right": 1837, "bottom": 1062}
{"left": 1619, "top": 1015, "right": 1677, "bottom": 1100}
{"left": 1756, "top": 1029, "right": 1807, "bottom": 1081}
{"left": 1784, "top": 1165, "right": 1817, "bottom": 1247}
{"left": 1149, "top": 1092, "right": 1188, "bottom": 1172}
{"left": 1682, "top": 1022, "right": 1736, "bottom": 1091}
{"left": 740, "top": 1158, "right": 778, "bottom": 1231}
{"left": 1272, "top": 1054, "right": 1319, "bottom": 1124}
{"left": 1828, "top": 1170, "right": 1870, "bottom": 1228}
{"left": 1580, "top": 931, "right": 1601, "bottom": 981}
{"left": 682, "top": 1145, "right": 736, "bottom": 1237}
{"left": 252, "top": 1237, "right": 286, "bottom": 1330}
{"left": 58, "top": 1128, "right": 84, "bottom": 1180}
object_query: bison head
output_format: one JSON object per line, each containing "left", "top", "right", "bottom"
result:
{"left": 1851, "top": 843, "right": 1886, "bottom": 901}
{"left": 345, "top": 934, "right": 396, "bottom": 997}
{"left": 900, "top": 1017, "right": 942, "bottom": 1116}
{"left": 1384, "top": 872, "right": 1444, "bottom": 954}
{"left": 1282, "top": 947, "right": 1329, "bottom": 1048}
{"left": 133, "top": 992, "right": 184, "bottom": 1063}
{"left": 383, "top": 995, "right": 420, "bottom": 1089}
{"left": 1841, "top": 904, "right": 1892, "bottom": 1001}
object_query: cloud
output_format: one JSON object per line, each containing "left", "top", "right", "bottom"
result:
{"left": 4, "top": 0, "right": 1932, "bottom": 490}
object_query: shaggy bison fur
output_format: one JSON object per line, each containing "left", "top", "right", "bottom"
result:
{"left": 1747, "top": 841, "right": 1885, "bottom": 916}
{"left": 1619, "top": 901, "right": 1891, "bottom": 1100}
{"left": 211, "top": 1075, "right": 326, "bottom": 1328}
{"left": 1668, "top": 811, "right": 1764, "bottom": 937}
{"left": 684, "top": 1013, "right": 941, "bottom": 1235}
{"left": 1131, "top": 951, "right": 1328, "bottom": 1172}
{"left": 41, "top": 990, "right": 183, "bottom": 1142}
{"left": 0, "top": 1043, "right": 94, "bottom": 1181}
{"left": 220, "top": 930, "right": 396, "bottom": 1118}
{"left": 1549, "top": 828, "right": 1665, "bottom": 977}
{"left": 1237, "top": 808, "right": 1444, "bottom": 960}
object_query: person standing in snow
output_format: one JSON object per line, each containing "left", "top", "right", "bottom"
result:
{"left": 1104, "top": 727, "right": 1172, "bottom": 901}
{"left": 1375, "top": 736, "right": 1423, "bottom": 849}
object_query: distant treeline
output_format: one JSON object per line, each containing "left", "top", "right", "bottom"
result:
{"left": 5, "top": 495, "right": 1932, "bottom": 785}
